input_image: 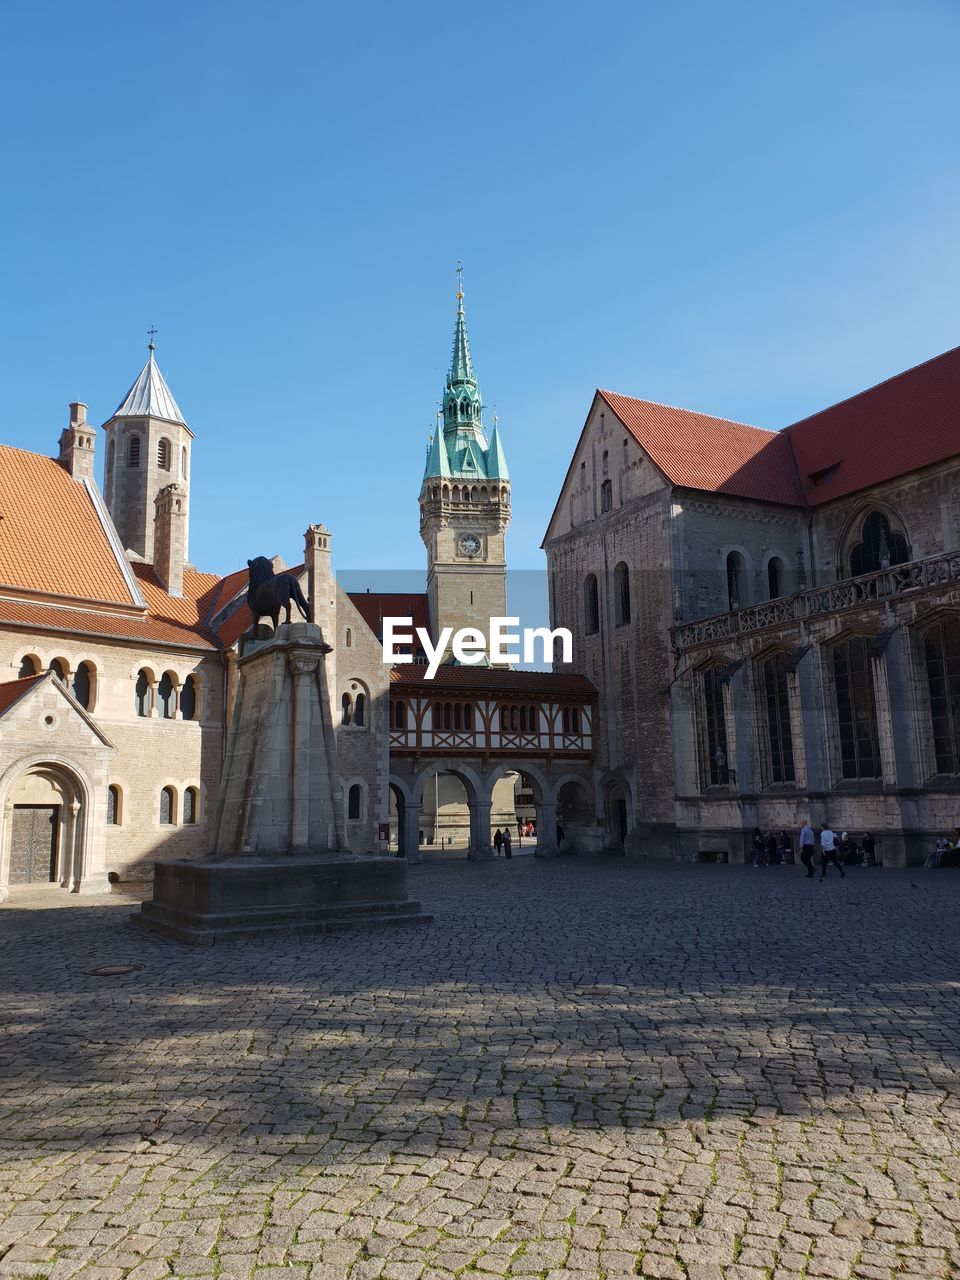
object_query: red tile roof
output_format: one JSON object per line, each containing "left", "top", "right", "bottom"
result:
{"left": 0, "top": 673, "right": 44, "bottom": 718}
{"left": 211, "top": 564, "right": 306, "bottom": 648}
{"left": 348, "top": 592, "right": 431, "bottom": 640}
{"left": 0, "top": 445, "right": 137, "bottom": 603}
{"left": 390, "top": 664, "right": 596, "bottom": 696}
{"left": 785, "top": 345, "right": 960, "bottom": 505}
{"left": 596, "top": 345, "right": 960, "bottom": 512}
{"left": 598, "top": 391, "right": 806, "bottom": 506}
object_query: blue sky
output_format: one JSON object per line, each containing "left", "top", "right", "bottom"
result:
{"left": 1, "top": 0, "right": 958, "bottom": 584}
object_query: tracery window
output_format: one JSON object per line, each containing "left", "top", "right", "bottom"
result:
{"left": 831, "top": 637, "right": 881, "bottom": 779}
{"left": 700, "top": 667, "right": 729, "bottom": 787}
{"left": 849, "top": 511, "right": 909, "bottom": 577}
{"left": 107, "top": 785, "right": 121, "bottom": 826}
{"left": 760, "top": 653, "right": 795, "bottom": 783}
{"left": 924, "top": 619, "right": 960, "bottom": 774}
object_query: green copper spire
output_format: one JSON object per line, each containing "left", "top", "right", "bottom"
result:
{"left": 422, "top": 266, "right": 509, "bottom": 485}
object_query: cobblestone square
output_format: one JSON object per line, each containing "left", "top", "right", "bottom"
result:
{"left": 2, "top": 858, "right": 959, "bottom": 1280}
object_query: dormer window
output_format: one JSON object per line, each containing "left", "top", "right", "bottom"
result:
{"left": 809, "top": 463, "right": 840, "bottom": 487}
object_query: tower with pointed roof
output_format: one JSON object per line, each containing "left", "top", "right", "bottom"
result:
{"left": 101, "top": 337, "right": 194, "bottom": 566}
{"left": 420, "top": 271, "right": 511, "bottom": 646}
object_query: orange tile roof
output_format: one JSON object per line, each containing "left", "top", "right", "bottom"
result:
{"left": 0, "top": 673, "right": 44, "bottom": 717}
{"left": 599, "top": 391, "right": 806, "bottom": 506}
{"left": 390, "top": 664, "right": 596, "bottom": 696}
{"left": 785, "top": 345, "right": 960, "bottom": 505}
{"left": 0, "top": 445, "right": 137, "bottom": 603}
{"left": 211, "top": 564, "right": 307, "bottom": 648}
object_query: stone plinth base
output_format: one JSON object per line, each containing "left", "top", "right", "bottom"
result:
{"left": 132, "top": 854, "right": 430, "bottom": 945}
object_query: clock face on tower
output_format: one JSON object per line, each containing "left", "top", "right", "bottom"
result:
{"left": 459, "top": 534, "right": 482, "bottom": 558}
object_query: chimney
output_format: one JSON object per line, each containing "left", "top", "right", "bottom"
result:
{"left": 57, "top": 402, "right": 95, "bottom": 482}
{"left": 304, "top": 524, "right": 334, "bottom": 639}
{"left": 154, "top": 483, "right": 188, "bottom": 597}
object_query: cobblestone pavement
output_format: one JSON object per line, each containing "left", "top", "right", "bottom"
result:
{"left": 2, "top": 858, "right": 960, "bottom": 1280}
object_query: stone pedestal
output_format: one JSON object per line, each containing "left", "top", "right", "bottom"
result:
{"left": 133, "top": 622, "right": 430, "bottom": 944}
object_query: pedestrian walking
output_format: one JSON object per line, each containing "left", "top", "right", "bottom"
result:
{"left": 819, "top": 825, "right": 845, "bottom": 879}
{"left": 778, "top": 830, "right": 793, "bottom": 865}
{"left": 799, "top": 820, "right": 816, "bottom": 878}
{"left": 503, "top": 829, "right": 512, "bottom": 859}
{"left": 838, "top": 831, "right": 856, "bottom": 865}
{"left": 493, "top": 828, "right": 503, "bottom": 856}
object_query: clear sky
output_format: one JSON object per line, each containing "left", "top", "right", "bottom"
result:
{"left": 1, "top": 0, "right": 958, "bottom": 583}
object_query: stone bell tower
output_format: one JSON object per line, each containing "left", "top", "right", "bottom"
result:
{"left": 419, "top": 268, "right": 511, "bottom": 643}
{"left": 101, "top": 334, "right": 194, "bottom": 564}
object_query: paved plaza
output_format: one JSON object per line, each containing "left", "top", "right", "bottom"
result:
{"left": 1, "top": 858, "right": 959, "bottom": 1280}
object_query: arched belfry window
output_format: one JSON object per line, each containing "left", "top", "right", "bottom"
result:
{"left": 849, "top": 511, "right": 909, "bottom": 577}
{"left": 158, "top": 437, "right": 171, "bottom": 470}
{"left": 128, "top": 435, "right": 141, "bottom": 467}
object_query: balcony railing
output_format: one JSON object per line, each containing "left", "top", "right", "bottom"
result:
{"left": 672, "top": 550, "right": 960, "bottom": 651}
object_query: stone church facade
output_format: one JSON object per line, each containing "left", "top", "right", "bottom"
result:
{"left": 544, "top": 346, "right": 960, "bottom": 866}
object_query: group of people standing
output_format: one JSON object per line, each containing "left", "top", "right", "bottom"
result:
{"left": 493, "top": 828, "right": 513, "bottom": 858}
{"left": 752, "top": 825, "right": 878, "bottom": 879}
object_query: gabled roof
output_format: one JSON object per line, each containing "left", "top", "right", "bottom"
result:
{"left": 111, "top": 347, "right": 186, "bottom": 426}
{"left": 0, "top": 444, "right": 141, "bottom": 604}
{"left": 598, "top": 391, "right": 805, "bottom": 506}
{"left": 0, "top": 674, "right": 44, "bottom": 718}
{"left": 785, "top": 344, "right": 960, "bottom": 505}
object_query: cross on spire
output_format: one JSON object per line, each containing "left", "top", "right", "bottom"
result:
{"left": 147, "top": 325, "right": 157, "bottom": 352}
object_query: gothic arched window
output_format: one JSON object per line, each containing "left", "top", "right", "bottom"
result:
{"left": 353, "top": 693, "right": 366, "bottom": 727}
{"left": 849, "top": 512, "right": 909, "bottom": 577}
{"left": 726, "top": 552, "right": 746, "bottom": 610}
{"left": 831, "top": 637, "right": 881, "bottom": 779}
{"left": 700, "top": 667, "right": 729, "bottom": 787}
{"left": 107, "top": 784, "right": 121, "bottom": 826}
{"left": 584, "top": 574, "right": 600, "bottom": 635}
{"left": 183, "top": 786, "right": 199, "bottom": 825}
{"left": 341, "top": 693, "right": 352, "bottom": 725}
{"left": 614, "top": 562, "right": 631, "bottom": 626}
{"left": 923, "top": 618, "right": 960, "bottom": 775}
{"left": 759, "top": 653, "right": 795, "bottom": 783}
{"left": 600, "top": 479, "right": 613, "bottom": 512}
{"left": 347, "top": 784, "right": 363, "bottom": 820}
{"left": 128, "top": 435, "right": 141, "bottom": 468}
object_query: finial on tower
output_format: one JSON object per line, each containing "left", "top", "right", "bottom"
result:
{"left": 456, "top": 260, "right": 463, "bottom": 305}
{"left": 147, "top": 325, "right": 157, "bottom": 353}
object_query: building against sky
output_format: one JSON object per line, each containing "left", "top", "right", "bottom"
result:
{"left": 545, "top": 346, "right": 960, "bottom": 866}
{"left": 0, "top": 283, "right": 597, "bottom": 897}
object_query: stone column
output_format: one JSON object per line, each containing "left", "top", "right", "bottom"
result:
{"left": 468, "top": 800, "right": 493, "bottom": 859}
{"left": 535, "top": 800, "right": 559, "bottom": 857}
{"left": 288, "top": 651, "right": 320, "bottom": 853}
{"left": 403, "top": 802, "right": 422, "bottom": 865}
{"left": 60, "top": 800, "right": 78, "bottom": 889}
{"left": 0, "top": 799, "right": 13, "bottom": 903}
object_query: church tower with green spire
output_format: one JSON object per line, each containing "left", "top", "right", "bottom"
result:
{"left": 420, "top": 268, "right": 511, "bottom": 648}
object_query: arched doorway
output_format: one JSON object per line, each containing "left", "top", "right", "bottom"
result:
{"left": 388, "top": 782, "right": 408, "bottom": 858}
{"left": 556, "top": 776, "right": 596, "bottom": 854}
{"left": 602, "top": 779, "right": 629, "bottom": 852}
{"left": 2, "top": 763, "right": 86, "bottom": 892}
